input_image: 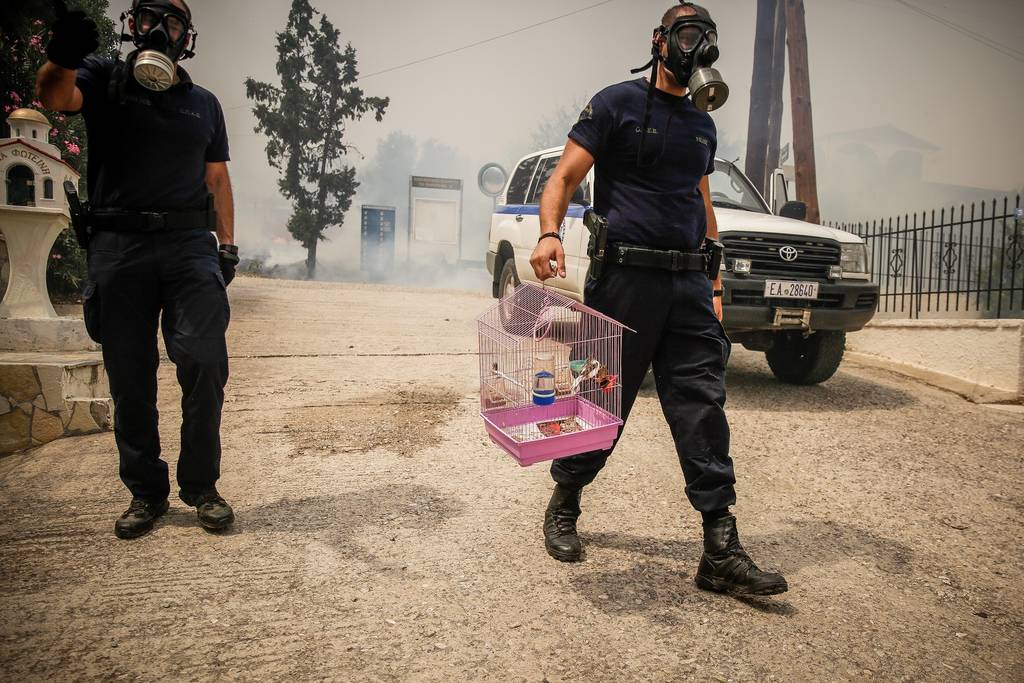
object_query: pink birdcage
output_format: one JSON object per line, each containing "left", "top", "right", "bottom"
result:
{"left": 478, "top": 282, "right": 630, "bottom": 467}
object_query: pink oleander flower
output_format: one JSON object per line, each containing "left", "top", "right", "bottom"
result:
{"left": 34, "top": 19, "right": 45, "bottom": 26}
{"left": 65, "top": 141, "right": 81, "bottom": 155}
{"left": 50, "top": 129, "right": 58, "bottom": 137}
{"left": 29, "top": 36, "right": 43, "bottom": 49}
{"left": 9, "top": 91, "right": 22, "bottom": 103}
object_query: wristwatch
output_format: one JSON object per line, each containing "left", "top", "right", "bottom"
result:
{"left": 219, "top": 243, "right": 239, "bottom": 256}
{"left": 712, "top": 288, "right": 724, "bottom": 297}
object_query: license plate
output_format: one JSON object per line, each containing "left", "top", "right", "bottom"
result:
{"left": 764, "top": 280, "right": 819, "bottom": 299}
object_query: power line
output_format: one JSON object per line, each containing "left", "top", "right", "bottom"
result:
{"left": 223, "top": 0, "right": 616, "bottom": 112}
{"left": 360, "top": 0, "right": 617, "bottom": 79}
{"left": 892, "top": 0, "right": 1024, "bottom": 63}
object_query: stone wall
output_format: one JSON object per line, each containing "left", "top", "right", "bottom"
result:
{"left": 0, "top": 361, "right": 112, "bottom": 453}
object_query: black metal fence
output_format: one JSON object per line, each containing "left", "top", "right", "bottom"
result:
{"left": 828, "top": 195, "right": 1024, "bottom": 319}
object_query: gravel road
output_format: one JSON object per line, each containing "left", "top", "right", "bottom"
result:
{"left": 1, "top": 276, "right": 1021, "bottom": 682}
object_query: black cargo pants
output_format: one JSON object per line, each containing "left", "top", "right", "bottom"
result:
{"left": 550, "top": 263, "right": 737, "bottom": 512}
{"left": 84, "top": 229, "right": 230, "bottom": 502}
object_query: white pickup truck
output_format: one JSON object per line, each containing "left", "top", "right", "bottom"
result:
{"left": 486, "top": 145, "right": 879, "bottom": 385}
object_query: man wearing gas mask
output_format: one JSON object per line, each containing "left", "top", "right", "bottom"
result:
{"left": 36, "top": 0, "right": 239, "bottom": 539}
{"left": 528, "top": 3, "right": 787, "bottom": 596}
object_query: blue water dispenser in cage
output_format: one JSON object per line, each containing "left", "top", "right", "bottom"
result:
{"left": 532, "top": 352, "right": 556, "bottom": 405}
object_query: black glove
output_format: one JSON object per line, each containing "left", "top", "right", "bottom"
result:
{"left": 46, "top": 0, "right": 100, "bottom": 70}
{"left": 218, "top": 245, "right": 239, "bottom": 287}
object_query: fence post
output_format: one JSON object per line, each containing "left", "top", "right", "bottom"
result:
{"left": 911, "top": 212, "right": 918, "bottom": 319}
{"left": 968, "top": 202, "right": 976, "bottom": 313}
{"left": 997, "top": 196, "right": 1008, "bottom": 319}
{"left": 986, "top": 199, "right": 995, "bottom": 312}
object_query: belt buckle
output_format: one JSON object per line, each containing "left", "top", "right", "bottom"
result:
{"left": 143, "top": 212, "right": 165, "bottom": 231}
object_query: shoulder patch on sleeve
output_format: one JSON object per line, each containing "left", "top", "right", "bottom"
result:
{"left": 578, "top": 102, "right": 594, "bottom": 122}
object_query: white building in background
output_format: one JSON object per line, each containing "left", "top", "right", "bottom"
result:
{"left": 820, "top": 124, "right": 1011, "bottom": 221}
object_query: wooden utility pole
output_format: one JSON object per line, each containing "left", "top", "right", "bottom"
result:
{"left": 744, "top": 0, "right": 777, "bottom": 196}
{"left": 763, "top": 3, "right": 787, "bottom": 192}
{"left": 784, "top": 0, "right": 820, "bottom": 223}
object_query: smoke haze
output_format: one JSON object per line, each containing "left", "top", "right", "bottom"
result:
{"left": 103, "top": 0, "right": 1024, "bottom": 280}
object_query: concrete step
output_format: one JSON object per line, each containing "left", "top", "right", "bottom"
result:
{"left": 0, "top": 352, "right": 112, "bottom": 454}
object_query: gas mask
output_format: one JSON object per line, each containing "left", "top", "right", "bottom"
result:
{"left": 120, "top": 0, "right": 196, "bottom": 91}
{"left": 631, "top": 3, "right": 729, "bottom": 113}
{"left": 660, "top": 9, "right": 728, "bottom": 112}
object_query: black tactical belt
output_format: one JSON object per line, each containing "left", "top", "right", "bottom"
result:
{"left": 607, "top": 243, "right": 707, "bottom": 272}
{"left": 89, "top": 208, "right": 215, "bottom": 233}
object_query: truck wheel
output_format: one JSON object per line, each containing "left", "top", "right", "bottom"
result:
{"left": 498, "top": 258, "right": 520, "bottom": 299}
{"left": 496, "top": 258, "right": 525, "bottom": 333}
{"left": 765, "top": 331, "right": 846, "bottom": 385}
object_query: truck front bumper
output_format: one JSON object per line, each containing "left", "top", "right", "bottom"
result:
{"left": 722, "top": 275, "right": 879, "bottom": 332}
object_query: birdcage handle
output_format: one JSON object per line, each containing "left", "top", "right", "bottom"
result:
{"left": 533, "top": 305, "right": 556, "bottom": 341}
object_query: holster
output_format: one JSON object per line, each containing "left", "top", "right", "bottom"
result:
{"left": 63, "top": 180, "right": 91, "bottom": 249}
{"left": 584, "top": 209, "right": 610, "bottom": 281}
{"left": 704, "top": 238, "right": 724, "bottom": 280}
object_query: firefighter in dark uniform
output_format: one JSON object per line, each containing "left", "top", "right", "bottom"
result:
{"left": 529, "top": 3, "right": 787, "bottom": 595}
{"left": 37, "top": 0, "right": 239, "bottom": 539}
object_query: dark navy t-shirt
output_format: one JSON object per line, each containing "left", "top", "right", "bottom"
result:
{"left": 569, "top": 78, "right": 717, "bottom": 251}
{"left": 73, "top": 55, "right": 229, "bottom": 211}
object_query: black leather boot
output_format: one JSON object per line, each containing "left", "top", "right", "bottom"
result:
{"left": 180, "top": 489, "right": 235, "bottom": 531}
{"left": 114, "top": 497, "right": 169, "bottom": 539}
{"left": 543, "top": 484, "right": 583, "bottom": 562}
{"left": 695, "top": 514, "right": 788, "bottom": 596}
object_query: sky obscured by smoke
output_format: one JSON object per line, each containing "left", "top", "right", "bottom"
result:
{"left": 104, "top": 0, "right": 1024, "bottom": 272}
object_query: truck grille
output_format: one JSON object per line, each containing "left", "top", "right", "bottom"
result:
{"left": 722, "top": 232, "right": 841, "bottom": 279}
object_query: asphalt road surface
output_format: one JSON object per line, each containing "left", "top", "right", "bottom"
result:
{"left": 2, "top": 276, "right": 1022, "bottom": 682}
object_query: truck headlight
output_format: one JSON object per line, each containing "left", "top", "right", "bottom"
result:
{"left": 840, "top": 244, "right": 868, "bottom": 275}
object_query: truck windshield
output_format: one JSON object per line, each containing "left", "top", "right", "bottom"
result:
{"left": 709, "top": 161, "right": 769, "bottom": 214}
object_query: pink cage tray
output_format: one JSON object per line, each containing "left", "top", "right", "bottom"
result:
{"left": 481, "top": 395, "right": 622, "bottom": 467}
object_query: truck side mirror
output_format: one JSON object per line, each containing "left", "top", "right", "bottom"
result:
{"left": 570, "top": 183, "right": 587, "bottom": 205}
{"left": 779, "top": 200, "right": 807, "bottom": 221}
{"left": 769, "top": 168, "right": 788, "bottom": 214}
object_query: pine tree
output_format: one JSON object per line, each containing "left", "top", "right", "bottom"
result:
{"left": 245, "top": 0, "right": 388, "bottom": 279}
